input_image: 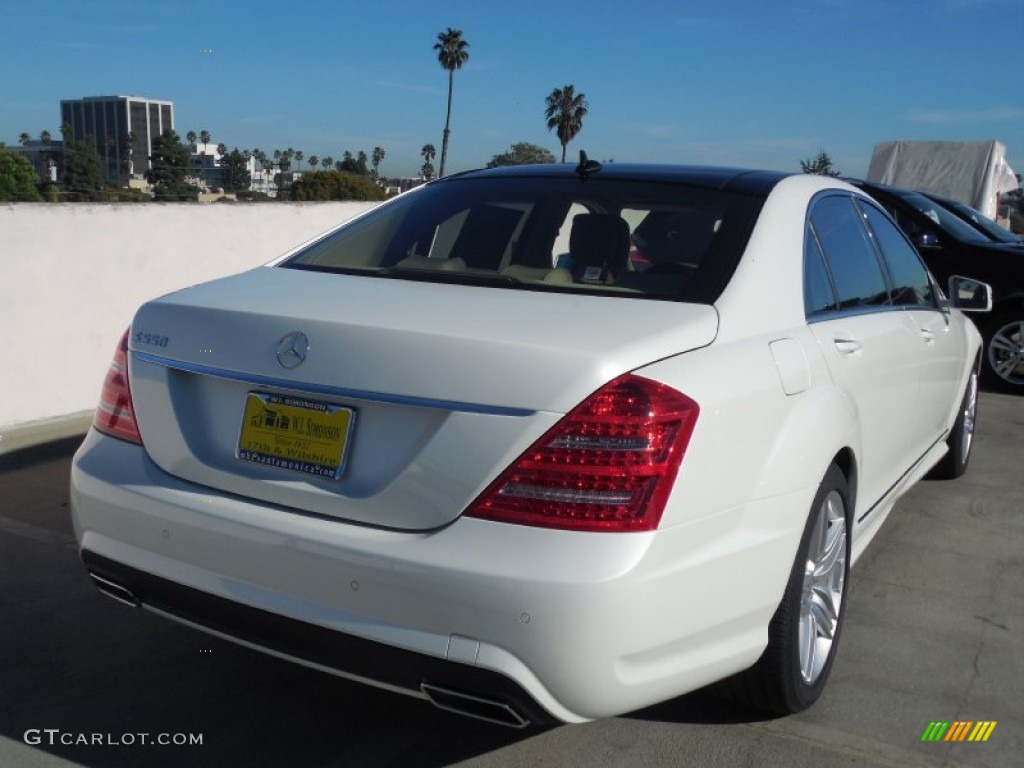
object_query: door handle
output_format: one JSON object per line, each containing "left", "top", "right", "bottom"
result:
{"left": 833, "top": 338, "right": 862, "bottom": 356}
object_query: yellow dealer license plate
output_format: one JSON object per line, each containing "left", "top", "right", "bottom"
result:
{"left": 237, "top": 393, "right": 355, "bottom": 479}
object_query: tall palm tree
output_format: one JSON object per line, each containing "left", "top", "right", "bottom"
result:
{"left": 187, "top": 130, "right": 198, "bottom": 147}
{"left": 199, "top": 129, "right": 211, "bottom": 153}
{"left": 308, "top": 155, "right": 318, "bottom": 172}
{"left": 295, "top": 150, "right": 304, "bottom": 172}
{"left": 433, "top": 27, "right": 469, "bottom": 178}
{"left": 19, "top": 132, "right": 31, "bottom": 146}
{"left": 421, "top": 143, "right": 437, "bottom": 180}
{"left": 322, "top": 155, "right": 333, "bottom": 171}
{"left": 544, "top": 85, "right": 589, "bottom": 162}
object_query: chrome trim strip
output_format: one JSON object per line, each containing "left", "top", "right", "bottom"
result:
{"left": 132, "top": 351, "right": 534, "bottom": 417}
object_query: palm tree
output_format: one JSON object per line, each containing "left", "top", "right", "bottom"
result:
{"left": 433, "top": 27, "right": 469, "bottom": 178}
{"left": 421, "top": 143, "right": 437, "bottom": 180}
{"left": 372, "top": 146, "right": 385, "bottom": 177}
{"left": 308, "top": 155, "right": 319, "bottom": 172}
{"left": 40, "top": 130, "right": 52, "bottom": 145}
{"left": 19, "top": 132, "right": 30, "bottom": 146}
{"left": 295, "top": 150, "right": 304, "bottom": 172}
{"left": 544, "top": 85, "right": 589, "bottom": 162}
{"left": 217, "top": 142, "right": 228, "bottom": 157}
{"left": 187, "top": 130, "right": 198, "bottom": 148}
{"left": 199, "top": 129, "right": 211, "bottom": 153}
{"left": 322, "top": 155, "right": 333, "bottom": 171}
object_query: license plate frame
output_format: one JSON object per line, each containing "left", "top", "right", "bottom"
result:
{"left": 236, "top": 392, "right": 356, "bottom": 479}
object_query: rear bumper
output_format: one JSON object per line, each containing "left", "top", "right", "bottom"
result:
{"left": 70, "top": 429, "right": 814, "bottom": 722}
{"left": 80, "top": 550, "right": 548, "bottom": 727}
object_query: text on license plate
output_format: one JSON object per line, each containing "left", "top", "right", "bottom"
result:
{"left": 237, "top": 393, "right": 355, "bottom": 478}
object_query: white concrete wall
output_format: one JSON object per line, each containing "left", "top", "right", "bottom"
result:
{"left": 0, "top": 201, "right": 377, "bottom": 452}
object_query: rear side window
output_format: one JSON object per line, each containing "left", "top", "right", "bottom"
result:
{"left": 858, "top": 200, "right": 934, "bottom": 308}
{"left": 282, "top": 177, "right": 764, "bottom": 304}
{"left": 804, "top": 230, "right": 838, "bottom": 315}
{"left": 809, "top": 195, "right": 890, "bottom": 310}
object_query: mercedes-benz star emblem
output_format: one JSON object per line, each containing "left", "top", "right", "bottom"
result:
{"left": 276, "top": 331, "right": 309, "bottom": 369}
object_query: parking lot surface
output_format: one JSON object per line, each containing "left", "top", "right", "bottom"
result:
{"left": 1, "top": 392, "right": 1021, "bottom": 767}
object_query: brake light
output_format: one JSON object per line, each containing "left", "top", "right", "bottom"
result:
{"left": 93, "top": 329, "right": 142, "bottom": 445}
{"left": 465, "top": 374, "right": 698, "bottom": 531}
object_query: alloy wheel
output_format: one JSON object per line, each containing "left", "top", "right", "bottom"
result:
{"left": 799, "top": 490, "right": 847, "bottom": 684}
{"left": 988, "top": 320, "right": 1024, "bottom": 386}
{"left": 961, "top": 369, "right": 978, "bottom": 460}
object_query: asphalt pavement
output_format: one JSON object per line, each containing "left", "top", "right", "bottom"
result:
{"left": 0, "top": 393, "right": 1021, "bottom": 768}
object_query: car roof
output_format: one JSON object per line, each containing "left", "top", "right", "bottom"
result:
{"left": 445, "top": 163, "right": 794, "bottom": 196}
{"left": 844, "top": 178, "right": 921, "bottom": 200}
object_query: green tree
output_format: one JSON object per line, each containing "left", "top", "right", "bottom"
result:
{"left": 421, "top": 143, "right": 436, "bottom": 180}
{"left": 295, "top": 150, "right": 304, "bottom": 172}
{"left": 186, "top": 130, "right": 198, "bottom": 147}
{"left": 60, "top": 138, "right": 106, "bottom": 201}
{"left": 147, "top": 129, "right": 197, "bottom": 201}
{"left": 219, "top": 148, "right": 252, "bottom": 193}
{"left": 291, "top": 170, "right": 388, "bottom": 201}
{"left": 308, "top": 154, "right": 319, "bottom": 171}
{"left": 371, "top": 146, "right": 385, "bottom": 177}
{"left": 321, "top": 155, "right": 333, "bottom": 171}
{"left": 217, "top": 142, "right": 228, "bottom": 157}
{"left": 433, "top": 27, "right": 469, "bottom": 178}
{"left": 486, "top": 142, "right": 556, "bottom": 168}
{"left": 199, "top": 129, "right": 211, "bottom": 152}
{"left": 336, "top": 150, "right": 370, "bottom": 175}
{"left": 0, "top": 148, "right": 44, "bottom": 201}
{"left": 545, "top": 85, "right": 588, "bottom": 162}
{"left": 19, "top": 132, "right": 30, "bottom": 146}
{"left": 800, "top": 150, "right": 841, "bottom": 177}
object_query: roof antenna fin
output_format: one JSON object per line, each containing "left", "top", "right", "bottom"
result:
{"left": 575, "top": 150, "right": 602, "bottom": 179}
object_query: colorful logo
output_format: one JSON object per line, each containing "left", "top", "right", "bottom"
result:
{"left": 921, "top": 721, "right": 997, "bottom": 742}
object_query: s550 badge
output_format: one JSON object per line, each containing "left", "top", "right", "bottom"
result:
{"left": 134, "top": 331, "right": 170, "bottom": 348}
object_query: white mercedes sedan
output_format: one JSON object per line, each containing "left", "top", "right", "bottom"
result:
{"left": 70, "top": 162, "right": 990, "bottom": 727}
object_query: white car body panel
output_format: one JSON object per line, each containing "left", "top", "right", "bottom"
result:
{"left": 128, "top": 270, "right": 717, "bottom": 529}
{"left": 69, "top": 169, "right": 983, "bottom": 724}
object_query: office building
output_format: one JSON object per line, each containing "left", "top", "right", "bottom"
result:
{"left": 60, "top": 95, "right": 174, "bottom": 183}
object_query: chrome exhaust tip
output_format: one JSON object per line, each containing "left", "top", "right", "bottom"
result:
{"left": 88, "top": 572, "right": 139, "bottom": 607}
{"left": 421, "top": 683, "right": 530, "bottom": 728}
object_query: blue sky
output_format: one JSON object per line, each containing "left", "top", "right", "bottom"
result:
{"left": 2, "top": 0, "right": 1022, "bottom": 179}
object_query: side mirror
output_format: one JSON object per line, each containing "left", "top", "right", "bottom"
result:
{"left": 947, "top": 275, "right": 992, "bottom": 312}
{"left": 917, "top": 231, "right": 941, "bottom": 248}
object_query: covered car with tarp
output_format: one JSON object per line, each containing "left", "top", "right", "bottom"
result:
{"left": 867, "top": 139, "right": 1018, "bottom": 220}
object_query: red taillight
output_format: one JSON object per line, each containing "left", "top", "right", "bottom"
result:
{"left": 465, "top": 374, "right": 698, "bottom": 532}
{"left": 93, "top": 329, "right": 142, "bottom": 445}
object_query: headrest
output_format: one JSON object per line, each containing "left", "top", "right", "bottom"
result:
{"left": 569, "top": 214, "right": 631, "bottom": 271}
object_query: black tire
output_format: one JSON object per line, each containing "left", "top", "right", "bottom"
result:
{"left": 982, "top": 309, "right": 1024, "bottom": 393}
{"left": 715, "top": 463, "right": 851, "bottom": 715}
{"left": 929, "top": 362, "right": 979, "bottom": 480}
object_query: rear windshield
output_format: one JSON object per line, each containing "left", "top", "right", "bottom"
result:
{"left": 282, "top": 176, "right": 765, "bottom": 303}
